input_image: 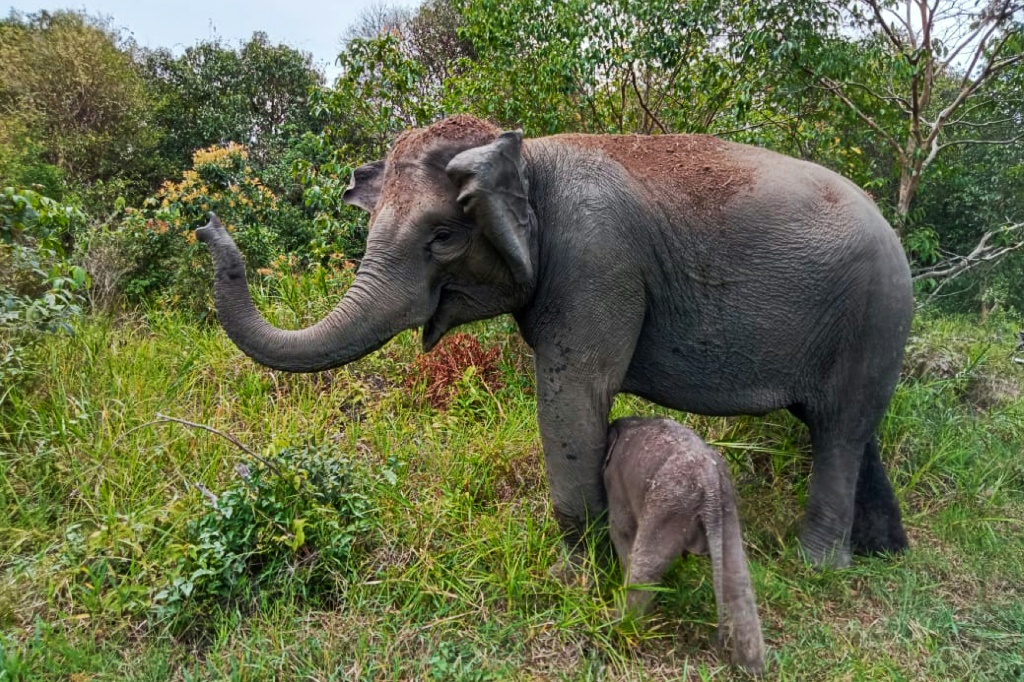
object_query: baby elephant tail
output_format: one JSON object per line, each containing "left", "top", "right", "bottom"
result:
{"left": 707, "top": 459, "right": 766, "bottom": 676}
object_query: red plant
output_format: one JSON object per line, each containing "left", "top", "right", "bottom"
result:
{"left": 407, "top": 333, "right": 503, "bottom": 409}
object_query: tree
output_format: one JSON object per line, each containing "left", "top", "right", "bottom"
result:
{"left": 733, "top": 0, "right": 1024, "bottom": 309}
{"left": 407, "top": 0, "right": 475, "bottom": 85}
{"left": 342, "top": 2, "right": 411, "bottom": 44}
{"left": 343, "top": 1, "right": 472, "bottom": 98}
{"left": 789, "top": 0, "right": 1024, "bottom": 228}
{"left": 0, "top": 10, "right": 160, "bottom": 201}
{"left": 448, "top": 0, "right": 821, "bottom": 137}
{"left": 141, "top": 33, "right": 324, "bottom": 170}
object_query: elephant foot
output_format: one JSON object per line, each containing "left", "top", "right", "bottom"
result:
{"left": 731, "top": 648, "right": 766, "bottom": 678}
{"left": 850, "top": 500, "right": 908, "bottom": 556}
{"left": 733, "top": 655, "right": 766, "bottom": 678}
{"left": 548, "top": 549, "right": 591, "bottom": 587}
{"left": 851, "top": 439, "right": 909, "bottom": 557}
{"left": 797, "top": 530, "right": 851, "bottom": 569}
{"left": 718, "top": 626, "right": 766, "bottom": 677}
{"left": 548, "top": 505, "right": 600, "bottom": 586}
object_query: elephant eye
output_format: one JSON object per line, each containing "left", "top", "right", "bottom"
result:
{"left": 429, "top": 224, "right": 468, "bottom": 260}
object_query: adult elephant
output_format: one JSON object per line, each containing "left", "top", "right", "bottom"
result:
{"left": 197, "top": 115, "right": 912, "bottom": 568}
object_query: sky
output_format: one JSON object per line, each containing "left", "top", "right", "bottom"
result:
{"left": 5, "top": 0, "right": 418, "bottom": 78}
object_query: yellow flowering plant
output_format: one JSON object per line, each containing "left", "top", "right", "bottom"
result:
{"left": 112, "top": 143, "right": 287, "bottom": 313}
{"left": 155, "top": 143, "right": 281, "bottom": 266}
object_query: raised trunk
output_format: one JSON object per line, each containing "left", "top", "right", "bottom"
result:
{"left": 196, "top": 214, "right": 415, "bottom": 373}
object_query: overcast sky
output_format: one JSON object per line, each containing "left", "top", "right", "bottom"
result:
{"left": 5, "top": 0, "right": 418, "bottom": 78}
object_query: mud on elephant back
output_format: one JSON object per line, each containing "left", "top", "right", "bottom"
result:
{"left": 196, "top": 114, "right": 914, "bottom": 570}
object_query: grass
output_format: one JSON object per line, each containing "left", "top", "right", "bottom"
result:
{"left": 1, "top": 285, "right": 1023, "bottom": 681}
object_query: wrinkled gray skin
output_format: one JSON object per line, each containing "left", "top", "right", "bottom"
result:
{"left": 196, "top": 115, "right": 913, "bottom": 568}
{"left": 605, "top": 417, "right": 765, "bottom": 676}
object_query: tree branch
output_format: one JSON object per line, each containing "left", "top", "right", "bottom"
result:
{"left": 844, "top": 79, "right": 913, "bottom": 113}
{"left": 112, "top": 412, "right": 283, "bottom": 478}
{"left": 810, "top": 74, "right": 906, "bottom": 160}
{"left": 913, "top": 222, "right": 1024, "bottom": 308}
{"left": 866, "top": 0, "right": 907, "bottom": 51}
{"left": 629, "top": 64, "right": 668, "bottom": 134}
{"left": 918, "top": 43, "right": 1022, "bottom": 171}
{"left": 938, "top": 17, "right": 992, "bottom": 75}
{"left": 934, "top": 132, "right": 1024, "bottom": 152}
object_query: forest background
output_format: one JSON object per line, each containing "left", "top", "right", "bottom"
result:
{"left": 1, "top": 1, "right": 1023, "bottom": 679}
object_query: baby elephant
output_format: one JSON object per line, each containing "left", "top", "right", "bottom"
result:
{"left": 605, "top": 417, "right": 766, "bottom": 675}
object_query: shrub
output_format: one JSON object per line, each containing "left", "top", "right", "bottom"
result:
{"left": 106, "top": 143, "right": 287, "bottom": 313}
{"left": 407, "top": 332, "right": 504, "bottom": 410}
{"left": 1, "top": 188, "right": 88, "bottom": 395}
{"left": 156, "top": 143, "right": 282, "bottom": 267}
{"left": 152, "top": 443, "right": 388, "bottom": 628}
{"left": 0, "top": 186, "right": 85, "bottom": 248}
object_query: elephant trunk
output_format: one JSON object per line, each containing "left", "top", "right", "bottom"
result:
{"left": 196, "top": 213, "right": 414, "bottom": 373}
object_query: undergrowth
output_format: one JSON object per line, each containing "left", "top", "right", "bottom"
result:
{"left": 0, "top": 283, "right": 1022, "bottom": 680}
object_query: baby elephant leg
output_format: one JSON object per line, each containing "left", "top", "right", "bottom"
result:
{"left": 621, "top": 505, "right": 694, "bottom": 616}
{"left": 706, "top": 466, "right": 766, "bottom": 676}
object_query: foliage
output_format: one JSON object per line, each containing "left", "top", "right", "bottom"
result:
{"left": 291, "top": 32, "right": 445, "bottom": 260}
{"left": 0, "top": 187, "right": 88, "bottom": 405}
{"left": 910, "top": 99, "right": 1024, "bottom": 314}
{"left": 764, "top": 0, "right": 1024, "bottom": 233}
{"left": 408, "top": 0, "right": 476, "bottom": 85}
{"left": 0, "top": 187, "right": 87, "bottom": 329}
{"left": 152, "top": 443, "right": 386, "bottom": 629}
{"left": 449, "top": 0, "right": 815, "bottom": 137}
{"left": 0, "top": 186, "right": 85, "bottom": 247}
{"left": 107, "top": 143, "right": 286, "bottom": 311}
{"left": 0, "top": 11, "right": 161, "bottom": 206}
{"left": 322, "top": 29, "right": 442, "bottom": 154}
{"left": 284, "top": 138, "right": 370, "bottom": 262}
{"left": 0, "top": 298, "right": 1021, "bottom": 679}
{"left": 407, "top": 332, "right": 503, "bottom": 409}
{"left": 448, "top": 0, "right": 601, "bottom": 133}
{"left": 156, "top": 143, "right": 282, "bottom": 262}
{"left": 140, "top": 32, "right": 324, "bottom": 171}
{"left": 2, "top": 1, "right": 1024, "bottom": 677}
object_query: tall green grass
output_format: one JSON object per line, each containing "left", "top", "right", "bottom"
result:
{"left": 1, "top": 284, "right": 1022, "bottom": 680}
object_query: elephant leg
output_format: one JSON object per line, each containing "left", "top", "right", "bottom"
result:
{"left": 536, "top": 376, "right": 613, "bottom": 546}
{"left": 608, "top": 505, "right": 639, "bottom": 619}
{"left": 531, "top": 297, "right": 642, "bottom": 577}
{"left": 622, "top": 512, "right": 688, "bottom": 616}
{"left": 850, "top": 436, "right": 908, "bottom": 556}
{"left": 792, "top": 395, "right": 905, "bottom": 567}
{"left": 608, "top": 506, "right": 637, "bottom": 578}
{"left": 799, "top": 425, "right": 866, "bottom": 568}
{"left": 534, "top": 362, "right": 622, "bottom": 585}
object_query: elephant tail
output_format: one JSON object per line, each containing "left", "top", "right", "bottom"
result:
{"left": 708, "top": 456, "right": 766, "bottom": 675}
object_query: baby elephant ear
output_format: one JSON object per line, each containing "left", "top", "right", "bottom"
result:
{"left": 446, "top": 131, "right": 536, "bottom": 285}
{"left": 343, "top": 159, "right": 386, "bottom": 212}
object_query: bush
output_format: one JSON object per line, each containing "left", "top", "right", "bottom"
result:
{"left": 152, "top": 443, "right": 390, "bottom": 628}
{"left": 104, "top": 143, "right": 290, "bottom": 313}
{"left": 407, "top": 332, "right": 504, "bottom": 410}
{"left": 290, "top": 140, "right": 373, "bottom": 261}
{"left": 1, "top": 188, "right": 88, "bottom": 396}
{"left": 156, "top": 143, "right": 282, "bottom": 266}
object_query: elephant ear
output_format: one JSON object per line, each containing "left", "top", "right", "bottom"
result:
{"left": 342, "top": 159, "right": 385, "bottom": 212}
{"left": 445, "top": 131, "right": 536, "bottom": 285}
